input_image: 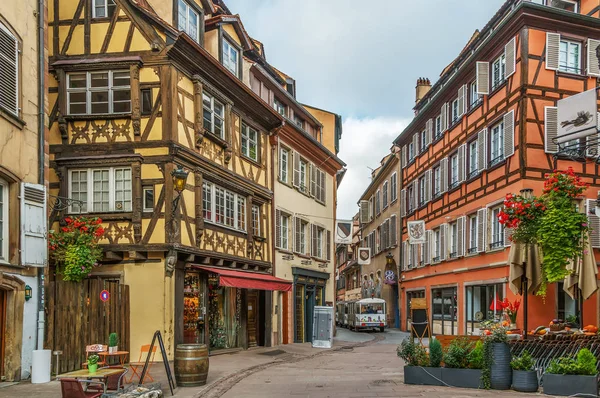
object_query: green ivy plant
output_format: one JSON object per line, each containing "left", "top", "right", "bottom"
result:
{"left": 481, "top": 325, "right": 509, "bottom": 389}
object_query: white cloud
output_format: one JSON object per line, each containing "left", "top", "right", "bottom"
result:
{"left": 336, "top": 116, "right": 411, "bottom": 219}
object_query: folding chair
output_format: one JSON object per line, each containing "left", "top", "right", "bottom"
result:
{"left": 127, "top": 345, "right": 157, "bottom": 383}
{"left": 82, "top": 344, "right": 107, "bottom": 368}
{"left": 60, "top": 378, "right": 104, "bottom": 398}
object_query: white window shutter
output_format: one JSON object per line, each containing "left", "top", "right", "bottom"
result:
{"left": 545, "top": 32, "right": 561, "bottom": 71}
{"left": 458, "top": 144, "right": 466, "bottom": 183}
{"left": 413, "top": 133, "right": 420, "bottom": 156}
{"left": 292, "top": 151, "right": 300, "bottom": 188}
{"left": 21, "top": 183, "right": 47, "bottom": 267}
{"left": 402, "top": 241, "right": 408, "bottom": 270}
{"left": 505, "top": 37, "right": 516, "bottom": 78}
{"left": 294, "top": 217, "right": 301, "bottom": 253}
{"left": 440, "top": 157, "right": 448, "bottom": 193}
{"left": 311, "top": 224, "right": 317, "bottom": 257}
{"left": 504, "top": 228, "right": 513, "bottom": 248}
{"left": 439, "top": 224, "right": 447, "bottom": 261}
{"left": 424, "top": 230, "right": 431, "bottom": 266}
{"left": 359, "top": 200, "right": 370, "bottom": 224}
{"left": 476, "top": 61, "right": 490, "bottom": 95}
{"left": 426, "top": 119, "right": 433, "bottom": 147}
{"left": 441, "top": 103, "right": 448, "bottom": 133}
{"left": 400, "top": 189, "right": 406, "bottom": 217}
{"left": 587, "top": 199, "right": 600, "bottom": 248}
{"left": 457, "top": 216, "right": 466, "bottom": 257}
{"left": 458, "top": 85, "right": 467, "bottom": 117}
{"left": 544, "top": 106, "right": 559, "bottom": 154}
{"left": 477, "top": 208, "right": 487, "bottom": 253}
{"left": 503, "top": 110, "right": 515, "bottom": 159}
{"left": 327, "top": 230, "right": 331, "bottom": 261}
{"left": 413, "top": 180, "right": 419, "bottom": 209}
{"left": 587, "top": 39, "right": 600, "bottom": 77}
{"left": 275, "top": 209, "right": 281, "bottom": 249}
{"left": 309, "top": 163, "right": 316, "bottom": 197}
{"left": 390, "top": 215, "right": 397, "bottom": 247}
{"left": 478, "top": 129, "right": 488, "bottom": 172}
{"left": 425, "top": 169, "right": 432, "bottom": 202}
{"left": 0, "top": 26, "right": 18, "bottom": 116}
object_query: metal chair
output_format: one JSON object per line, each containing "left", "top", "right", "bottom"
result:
{"left": 87, "top": 366, "right": 128, "bottom": 395}
{"left": 60, "top": 378, "right": 105, "bottom": 398}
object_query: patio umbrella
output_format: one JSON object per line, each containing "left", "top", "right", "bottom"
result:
{"left": 563, "top": 233, "right": 598, "bottom": 325}
{"left": 509, "top": 242, "right": 543, "bottom": 334}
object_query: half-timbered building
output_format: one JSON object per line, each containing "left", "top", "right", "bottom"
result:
{"left": 394, "top": 0, "right": 600, "bottom": 335}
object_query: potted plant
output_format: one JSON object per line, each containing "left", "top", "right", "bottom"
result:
{"left": 482, "top": 325, "right": 511, "bottom": 390}
{"left": 543, "top": 348, "right": 598, "bottom": 396}
{"left": 87, "top": 354, "right": 99, "bottom": 373}
{"left": 510, "top": 351, "right": 538, "bottom": 392}
{"left": 108, "top": 333, "right": 118, "bottom": 354}
{"left": 398, "top": 339, "right": 441, "bottom": 386}
{"left": 441, "top": 337, "right": 483, "bottom": 389}
{"left": 501, "top": 298, "right": 520, "bottom": 330}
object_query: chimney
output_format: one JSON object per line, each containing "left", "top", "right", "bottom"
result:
{"left": 415, "top": 77, "right": 432, "bottom": 104}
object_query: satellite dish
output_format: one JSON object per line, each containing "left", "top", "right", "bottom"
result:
{"left": 475, "top": 311, "right": 484, "bottom": 321}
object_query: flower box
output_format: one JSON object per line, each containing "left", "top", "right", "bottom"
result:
{"left": 542, "top": 373, "right": 598, "bottom": 396}
{"left": 441, "top": 368, "right": 482, "bottom": 389}
{"left": 403, "top": 366, "right": 443, "bottom": 386}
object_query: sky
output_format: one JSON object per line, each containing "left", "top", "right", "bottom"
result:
{"left": 226, "top": 0, "right": 506, "bottom": 219}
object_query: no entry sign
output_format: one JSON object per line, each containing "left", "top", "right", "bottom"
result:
{"left": 100, "top": 290, "right": 110, "bottom": 302}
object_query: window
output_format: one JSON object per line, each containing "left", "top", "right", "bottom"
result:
{"left": 279, "top": 146, "right": 290, "bottom": 183}
{"left": 252, "top": 205, "right": 261, "bottom": 237}
{"left": 407, "top": 184, "right": 414, "bottom": 213}
{"left": 316, "top": 227, "right": 324, "bottom": 259}
{"left": 202, "top": 93, "right": 224, "bottom": 139}
{"left": 202, "top": 182, "right": 247, "bottom": 232}
{"left": 0, "top": 23, "right": 18, "bottom": 116}
{"left": 177, "top": 0, "right": 199, "bottom": 42}
{"left": 294, "top": 114, "right": 304, "bottom": 129}
{"left": 222, "top": 38, "right": 239, "bottom": 77}
{"left": 143, "top": 186, "right": 154, "bottom": 211}
{"left": 241, "top": 123, "right": 259, "bottom": 161}
{"left": 491, "top": 53, "right": 506, "bottom": 90}
{"left": 390, "top": 173, "right": 398, "bottom": 203}
{"left": 93, "top": 0, "right": 117, "bottom": 18}
{"left": 559, "top": 39, "right": 581, "bottom": 74}
{"left": 408, "top": 142, "right": 415, "bottom": 162}
{"left": 449, "top": 222, "right": 458, "bottom": 258}
{"left": 490, "top": 206, "right": 504, "bottom": 249}
{"left": 280, "top": 213, "right": 290, "bottom": 250}
{"left": 141, "top": 88, "right": 153, "bottom": 115}
{"left": 451, "top": 98, "right": 460, "bottom": 124}
{"left": 433, "top": 228, "right": 441, "bottom": 262}
{"left": 449, "top": 153, "right": 459, "bottom": 188}
{"left": 0, "top": 179, "right": 7, "bottom": 262}
{"left": 420, "top": 130, "right": 427, "bottom": 152}
{"left": 468, "top": 140, "right": 478, "bottom": 178}
{"left": 532, "top": 0, "right": 578, "bottom": 12}
{"left": 468, "top": 214, "right": 478, "bottom": 254}
{"left": 299, "top": 220, "right": 308, "bottom": 254}
{"left": 433, "top": 166, "right": 441, "bottom": 197}
{"left": 466, "top": 284, "right": 504, "bottom": 334}
{"left": 69, "top": 168, "right": 132, "bottom": 213}
{"left": 418, "top": 176, "right": 426, "bottom": 206}
{"left": 274, "top": 98, "right": 286, "bottom": 116}
{"left": 490, "top": 122, "right": 504, "bottom": 166}
{"left": 432, "top": 287, "right": 457, "bottom": 335}
{"left": 469, "top": 80, "right": 482, "bottom": 109}
{"left": 315, "top": 168, "right": 326, "bottom": 204}
{"left": 557, "top": 281, "right": 579, "bottom": 322}
{"left": 299, "top": 159, "right": 308, "bottom": 193}
{"left": 67, "top": 71, "right": 131, "bottom": 115}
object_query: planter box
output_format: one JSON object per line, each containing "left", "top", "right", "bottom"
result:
{"left": 543, "top": 373, "right": 598, "bottom": 396}
{"left": 404, "top": 366, "right": 443, "bottom": 386}
{"left": 441, "top": 368, "right": 483, "bottom": 389}
{"left": 512, "top": 370, "right": 538, "bottom": 393}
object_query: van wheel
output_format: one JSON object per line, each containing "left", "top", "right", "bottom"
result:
{"left": 380, "top": 327, "right": 385, "bottom": 333}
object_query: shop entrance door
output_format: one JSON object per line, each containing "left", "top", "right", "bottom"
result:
{"left": 247, "top": 291, "right": 258, "bottom": 348}
{"left": 304, "top": 289, "right": 315, "bottom": 343}
{"left": 0, "top": 290, "right": 5, "bottom": 379}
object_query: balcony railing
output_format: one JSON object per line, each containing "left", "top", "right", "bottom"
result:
{"left": 468, "top": 247, "right": 478, "bottom": 254}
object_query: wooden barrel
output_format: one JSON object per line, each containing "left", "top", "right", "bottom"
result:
{"left": 174, "top": 344, "right": 209, "bottom": 387}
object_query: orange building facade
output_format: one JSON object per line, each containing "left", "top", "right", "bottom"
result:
{"left": 394, "top": 0, "right": 600, "bottom": 336}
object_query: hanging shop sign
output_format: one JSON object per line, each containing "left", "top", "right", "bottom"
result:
{"left": 334, "top": 220, "right": 353, "bottom": 244}
{"left": 407, "top": 221, "right": 426, "bottom": 244}
{"left": 557, "top": 87, "right": 598, "bottom": 143}
{"left": 357, "top": 248, "right": 371, "bottom": 265}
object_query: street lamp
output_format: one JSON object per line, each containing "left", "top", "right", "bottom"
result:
{"left": 171, "top": 165, "right": 189, "bottom": 217}
{"left": 386, "top": 252, "right": 395, "bottom": 266}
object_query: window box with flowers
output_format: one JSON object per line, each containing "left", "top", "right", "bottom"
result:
{"left": 49, "top": 217, "right": 105, "bottom": 282}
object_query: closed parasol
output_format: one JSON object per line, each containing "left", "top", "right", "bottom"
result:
{"left": 563, "top": 233, "right": 598, "bottom": 313}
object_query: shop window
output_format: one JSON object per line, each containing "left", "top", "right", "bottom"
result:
{"left": 207, "top": 274, "right": 241, "bottom": 350}
{"left": 432, "top": 287, "right": 457, "bottom": 335}
{"left": 466, "top": 283, "right": 504, "bottom": 334}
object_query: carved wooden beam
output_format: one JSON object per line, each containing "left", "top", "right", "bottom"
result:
{"left": 104, "top": 251, "right": 123, "bottom": 261}
{"left": 128, "top": 251, "right": 147, "bottom": 260}
{"left": 131, "top": 64, "right": 141, "bottom": 140}
{"left": 193, "top": 75, "right": 204, "bottom": 147}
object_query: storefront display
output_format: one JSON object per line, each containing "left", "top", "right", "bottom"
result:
{"left": 208, "top": 274, "right": 241, "bottom": 350}
{"left": 183, "top": 273, "right": 204, "bottom": 344}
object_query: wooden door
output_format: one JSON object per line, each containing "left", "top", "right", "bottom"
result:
{"left": 247, "top": 291, "right": 258, "bottom": 348}
{"left": 0, "top": 290, "right": 6, "bottom": 379}
{"left": 282, "top": 292, "right": 289, "bottom": 344}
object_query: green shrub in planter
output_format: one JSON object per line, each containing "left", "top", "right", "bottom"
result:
{"left": 429, "top": 338, "right": 442, "bottom": 368}
{"left": 468, "top": 341, "right": 484, "bottom": 369}
{"left": 443, "top": 337, "right": 473, "bottom": 369}
{"left": 511, "top": 351, "right": 538, "bottom": 392}
{"left": 398, "top": 339, "right": 442, "bottom": 386}
{"left": 544, "top": 348, "right": 598, "bottom": 396}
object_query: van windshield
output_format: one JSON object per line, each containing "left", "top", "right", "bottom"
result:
{"left": 360, "top": 304, "right": 384, "bottom": 314}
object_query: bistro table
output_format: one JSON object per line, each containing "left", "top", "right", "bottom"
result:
{"left": 98, "top": 351, "right": 129, "bottom": 366}
{"left": 57, "top": 368, "right": 125, "bottom": 392}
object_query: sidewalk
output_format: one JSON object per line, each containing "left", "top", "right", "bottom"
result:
{"left": 0, "top": 330, "right": 377, "bottom": 397}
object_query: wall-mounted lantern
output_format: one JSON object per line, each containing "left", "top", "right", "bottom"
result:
{"left": 25, "top": 285, "right": 32, "bottom": 301}
{"left": 171, "top": 165, "right": 189, "bottom": 193}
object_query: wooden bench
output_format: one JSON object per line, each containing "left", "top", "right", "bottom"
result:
{"left": 433, "top": 335, "right": 482, "bottom": 350}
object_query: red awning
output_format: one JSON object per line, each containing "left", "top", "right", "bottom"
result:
{"left": 191, "top": 265, "right": 293, "bottom": 292}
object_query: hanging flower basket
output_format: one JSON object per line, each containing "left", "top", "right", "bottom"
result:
{"left": 48, "top": 217, "right": 105, "bottom": 282}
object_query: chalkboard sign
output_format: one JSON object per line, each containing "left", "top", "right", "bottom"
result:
{"left": 410, "top": 308, "right": 429, "bottom": 339}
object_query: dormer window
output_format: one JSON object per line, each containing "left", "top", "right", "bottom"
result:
{"left": 222, "top": 38, "right": 240, "bottom": 77}
{"left": 177, "top": 0, "right": 200, "bottom": 43}
{"left": 93, "top": 0, "right": 116, "bottom": 18}
{"left": 294, "top": 114, "right": 304, "bottom": 129}
{"left": 274, "top": 98, "right": 286, "bottom": 116}
{"left": 532, "top": 0, "right": 578, "bottom": 13}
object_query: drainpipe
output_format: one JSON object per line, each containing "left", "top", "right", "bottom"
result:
{"left": 269, "top": 125, "right": 282, "bottom": 346}
{"left": 36, "top": 0, "right": 46, "bottom": 351}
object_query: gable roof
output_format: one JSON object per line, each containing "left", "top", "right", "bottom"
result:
{"left": 205, "top": 14, "right": 254, "bottom": 49}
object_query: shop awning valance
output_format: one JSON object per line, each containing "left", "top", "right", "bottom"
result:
{"left": 190, "top": 265, "right": 293, "bottom": 292}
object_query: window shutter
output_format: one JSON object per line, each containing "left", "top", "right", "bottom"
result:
{"left": 544, "top": 106, "right": 559, "bottom": 154}
{"left": 20, "top": 183, "right": 47, "bottom": 267}
{"left": 586, "top": 112, "right": 600, "bottom": 158}
{"left": 476, "top": 61, "right": 490, "bottom": 95}
{"left": 478, "top": 129, "right": 488, "bottom": 171}
{"left": 440, "top": 103, "right": 448, "bottom": 133}
{"left": 458, "top": 85, "right": 467, "bottom": 117}
{"left": 370, "top": 232, "right": 376, "bottom": 256}
{"left": 384, "top": 221, "right": 390, "bottom": 249}
{"left": 309, "top": 163, "right": 317, "bottom": 197}
{"left": 0, "top": 25, "right": 18, "bottom": 116}
{"left": 390, "top": 215, "right": 397, "bottom": 247}
{"left": 477, "top": 208, "right": 487, "bottom": 253}
{"left": 505, "top": 37, "right": 516, "bottom": 78}
{"left": 457, "top": 216, "right": 466, "bottom": 258}
{"left": 424, "top": 230, "right": 431, "bottom": 266}
{"left": 503, "top": 110, "right": 515, "bottom": 159}
{"left": 294, "top": 217, "right": 301, "bottom": 253}
{"left": 440, "top": 157, "right": 448, "bottom": 193}
{"left": 400, "top": 189, "right": 406, "bottom": 217}
{"left": 426, "top": 119, "right": 433, "bottom": 147}
{"left": 401, "top": 145, "right": 407, "bottom": 168}
{"left": 311, "top": 224, "right": 317, "bottom": 257}
{"left": 402, "top": 241, "right": 408, "bottom": 270}
{"left": 458, "top": 144, "right": 466, "bottom": 183}
{"left": 413, "top": 133, "right": 420, "bottom": 156}
{"left": 292, "top": 151, "right": 300, "bottom": 188}
{"left": 359, "top": 200, "right": 370, "bottom": 224}
{"left": 587, "top": 199, "right": 600, "bottom": 248}
{"left": 439, "top": 224, "right": 447, "bottom": 261}
{"left": 414, "top": 244, "right": 421, "bottom": 268}
{"left": 425, "top": 169, "right": 432, "bottom": 203}
{"left": 504, "top": 227, "right": 513, "bottom": 248}
{"left": 383, "top": 182, "right": 388, "bottom": 208}
{"left": 326, "top": 229, "right": 331, "bottom": 261}
{"left": 412, "top": 180, "right": 419, "bottom": 208}
{"left": 320, "top": 170, "right": 326, "bottom": 203}
{"left": 587, "top": 39, "right": 600, "bottom": 77}
{"left": 545, "top": 32, "right": 561, "bottom": 71}
{"left": 275, "top": 209, "right": 281, "bottom": 249}
{"left": 375, "top": 190, "right": 381, "bottom": 215}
